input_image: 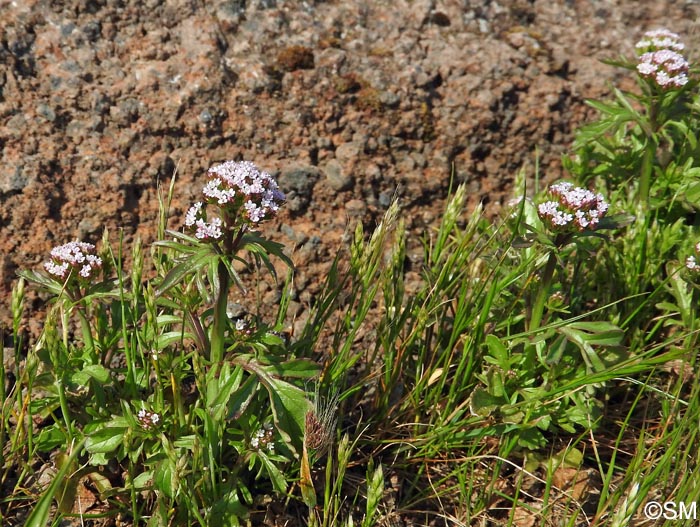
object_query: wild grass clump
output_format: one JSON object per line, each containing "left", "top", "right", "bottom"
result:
{"left": 2, "top": 28, "right": 700, "bottom": 526}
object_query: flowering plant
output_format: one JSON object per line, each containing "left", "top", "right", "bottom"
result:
{"left": 16, "top": 160, "right": 324, "bottom": 525}
{"left": 565, "top": 28, "right": 698, "bottom": 212}
{"left": 156, "top": 160, "right": 292, "bottom": 363}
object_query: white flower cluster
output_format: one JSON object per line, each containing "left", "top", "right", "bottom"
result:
{"left": 537, "top": 182, "right": 609, "bottom": 233}
{"left": 636, "top": 29, "right": 689, "bottom": 89}
{"left": 185, "top": 161, "right": 285, "bottom": 240}
{"left": 205, "top": 160, "right": 285, "bottom": 224}
{"left": 44, "top": 240, "right": 103, "bottom": 281}
{"left": 185, "top": 201, "right": 223, "bottom": 240}
{"left": 137, "top": 409, "right": 160, "bottom": 430}
{"left": 250, "top": 423, "right": 275, "bottom": 453}
{"left": 685, "top": 242, "right": 700, "bottom": 274}
{"left": 635, "top": 29, "right": 685, "bottom": 53}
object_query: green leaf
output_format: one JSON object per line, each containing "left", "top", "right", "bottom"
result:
{"left": 469, "top": 387, "right": 504, "bottom": 417}
{"left": 262, "top": 377, "right": 311, "bottom": 454}
{"left": 207, "top": 363, "right": 244, "bottom": 422}
{"left": 132, "top": 470, "right": 154, "bottom": 490}
{"left": 156, "top": 330, "right": 195, "bottom": 349}
{"left": 259, "top": 358, "right": 321, "bottom": 380}
{"left": 153, "top": 229, "right": 203, "bottom": 250}
{"left": 485, "top": 335, "right": 509, "bottom": 368}
{"left": 557, "top": 321, "right": 625, "bottom": 373}
{"left": 242, "top": 232, "right": 294, "bottom": 278}
{"left": 85, "top": 425, "right": 128, "bottom": 454}
{"left": 544, "top": 333, "right": 569, "bottom": 366}
{"left": 172, "top": 435, "right": 197, "bottom": 450}
{"left": 35, "top": 425, "right": 68, "bottom": 452}
{"left": 154, "top": 458, "right": 177, "bottom": 499}
{"left": 70, "top": 364, "right": 111, "bottom": 386}
{"left": 256, "top": 452, "right": 288, "bottom": 493}
{"left": 17, "top": 269, "right": 65, "bottom": 296}
{"left": 229, "top": 375, "right": 259, "bottom": 420}
{"left": 209, "top": 489, "right": 247, "bottom": 525}
{"left": 54, "top": 451, "right": 80, "bottom": 514}
{"left": 517, "top": 427, "right": 547, "bottom": 450}
{"left": 685, "top": 181, "right": 700, "bottom": 204}
{"left": 155, "top": 249, "right": 217, "bottom": 296}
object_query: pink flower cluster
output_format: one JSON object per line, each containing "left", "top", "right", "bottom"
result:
{"left": 204, "top": 160, "right": 284, "bottom": 222}
{"left": 537, "top": 182, "right": 609, "bottom": 233}
{"left": 137, "top": 409, "right": 160, "bottom": 430}
{"left": 635, "top": 29, "right": 685, "bottom": 53}
{"left": 185, "top": 161, "right": 285, "bottom": 239}
{"left": 636, "top": 29, "right": 689, "bottom": 89}
{"left": 44, "top": 240, "right": 103, "bottom": 281}
{"left": 185, "top": 201, "right": 223, "bottom": 240}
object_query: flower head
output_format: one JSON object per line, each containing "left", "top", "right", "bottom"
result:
{"left": 185, "top": 161, "right": 286, "bottom": 241}
{"left": 637, "top": 49, "right": 689, "bottom": 89}
{"left": 537, "top": 182, "right": 608, "bottom": 234}
{"left": 250, "top": 422, "right": 275, "bottom": 453}
{"left": 685, "top": 242, "right": 700, "bottom": 277}
{"left": 634, "top": 29, "right": 689, "bottom": 90}
{"left": 44, "top": 240, "right": 103, "bottom": 281}
{"left": 184, "top": 203, "right": 223, "bottom": 240}
{"left": 636, "top": 29, "right": 685, "bottom": 53}
{"left": 136, "top": 408, "right": 160, "bottom": 430}
{"left": 205, "top": 160, "right": 285, "bottom": 224}
{"left": 304, "top": 390, "right": 338, "bottom": 456}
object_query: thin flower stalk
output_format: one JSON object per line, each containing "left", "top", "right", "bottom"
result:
{"left": 184, "top": 160, "right": 285, "bottom": 363}
{"left": 530, "top": 183, "right": 610, "bottom": 332}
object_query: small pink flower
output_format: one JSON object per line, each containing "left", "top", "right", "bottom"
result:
{"left": 137, "top": 409, "right": 160, "bottom": 430}
{"left": 635, "top": 29, "right": 685, "bottom": 53}
{"left": 537, "top": 182, "right": 608, "bottom": 234}
{"left": 204, "top": 161, "right": 285, "bottom": 224}
{"left": 635, "top": 29, "right": 689, "bottom": 90}
{"left": 686, "top": 243, "right": 700, "bottom": 276}
{"left": 44, "top": 241, "right": 102, "bottom": 281}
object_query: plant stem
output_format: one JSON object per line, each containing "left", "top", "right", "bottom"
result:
{"left": 76, "top": 304, "right": 96, "bottom": 362}
{"left": 529, "top": 250, "right": 558, "bottom": 333}
{"left": 638, "top": 138, "right": 655, "bottom": 210}
{"left": 211, "top": 260, "right": 230, "bottom": 365}
{"left": 639, "top": 94, "right": 659, "bottom": 210}
{"left": 210, "top": 219, "right": 245, "bottom": 364}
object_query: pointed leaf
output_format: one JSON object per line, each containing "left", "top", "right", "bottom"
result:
{"left": 86, "top": 425, "right": 127, "bottom": 454}
{"left": 155, "top": 250, "right": 216, "bottom": 296}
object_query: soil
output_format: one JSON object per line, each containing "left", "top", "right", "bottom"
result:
{"left": 2, "top": 0, "right": 698, "bottom": 336}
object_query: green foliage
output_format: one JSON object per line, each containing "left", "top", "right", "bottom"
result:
{"left": 4, "top": 31, "right": 700, "bottom": 527}
{"left": 5, "top": 170, "right": 316, "bottom": 525}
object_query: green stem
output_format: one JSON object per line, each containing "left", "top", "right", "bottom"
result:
{"left": 56, "top": 375, "right": 75, "bottom": 439}
{"left": 210, "top": 260, "right": 230, "bottom": 365}
{"left": 639, "top": 95, "right": 660, "bottom": 210}
{"left": 76, "top": 304, "right": 96, "bottom": 363}
{"left": 637, "top": 224, "right": 649, "bottom": 297}
{"left": 529, "top": 250, "right": 558, "bottom": 333}
{"left": 210, "top": 221, "right": 245, "bottom": 364}
{"left": 638, "top": 138, "right": 655, "bottom": 210}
